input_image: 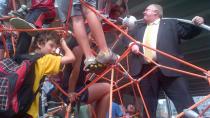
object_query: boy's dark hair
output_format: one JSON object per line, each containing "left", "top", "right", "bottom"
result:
{"left": 31, "top": 31, "right": 60, "bottom": 51}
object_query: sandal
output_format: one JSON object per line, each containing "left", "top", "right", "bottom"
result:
{"left": 83, "top": 57, "right": 106, "bottom": 73}
{"left": 96, "top": 49, "right": 118, "bottom": 65}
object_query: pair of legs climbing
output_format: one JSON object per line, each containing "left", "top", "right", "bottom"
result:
{"left": 71, "top": 0, "right": 117, "bottom": 72}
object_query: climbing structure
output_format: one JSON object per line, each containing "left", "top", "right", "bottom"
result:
{"left": 0, "top": 0, "right": 209, "bottom": 118}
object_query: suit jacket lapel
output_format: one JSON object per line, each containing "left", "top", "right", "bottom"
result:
{"left": 137, "top": 25, "right": 146, "bottom": 53}
{"left": 157, "top": 20, "right": 164, "bottom": 50}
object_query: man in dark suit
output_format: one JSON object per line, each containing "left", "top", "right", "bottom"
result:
{"left": 122, "top": 4, "right": 204, "bottom": 118}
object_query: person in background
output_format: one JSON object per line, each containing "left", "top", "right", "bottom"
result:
{"left": 106, "top": 102, "right": 123, "bottom": 118}
{"left": 125, "top": 104, "right": 138, "bottom": 118}
{"left": 0, "top": 0, "right": 16, "bottom": 59}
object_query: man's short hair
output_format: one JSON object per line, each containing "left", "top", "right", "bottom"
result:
{"left": 150, "top": 4, "right": 163, "bottom": 18}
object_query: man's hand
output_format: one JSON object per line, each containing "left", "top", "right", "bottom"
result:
{"left": 192, "top": 16, "right": 204, "bottom": 25}
{"left": 131, "top": 44, "right": 139, "bottom": 54}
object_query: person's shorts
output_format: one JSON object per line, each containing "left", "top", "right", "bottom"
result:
{"left": 71, "top": 0, "right": 96, "bottom": 16}
{"left": 25, "top": 8, "right": 56, "bottom": 28}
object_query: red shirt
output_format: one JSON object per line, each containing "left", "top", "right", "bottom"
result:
{"left": 31, "top": 0, "right": 55, "bottom": 10}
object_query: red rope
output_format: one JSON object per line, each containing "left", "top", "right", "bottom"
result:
{"left": 136, "top": 83, "right": 151, "bottom": 118}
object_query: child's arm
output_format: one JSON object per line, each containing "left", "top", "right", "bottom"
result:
{"left": 67, "top": 46, "right": 83, "bottom": 102}
{"left": 60, "top": 38, "right": 76, "bottom": 64}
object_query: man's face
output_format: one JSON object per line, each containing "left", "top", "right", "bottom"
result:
{"left": 143, "top": 5, "right": 159, "bottom": 23}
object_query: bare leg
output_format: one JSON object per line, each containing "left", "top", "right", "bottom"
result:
{"left": 88, "top": 104, "right": 97, "bottom": 118}
{"left": 95, "top": 92, "right": 110, "bottom": 118}
{"left": 82, "top": 6, "right": 108, "bottom": 53}
{"left": 68, "top": 46, "right": 83, "bottom": 92}
{"left": 87, "top": 83, "right": 110, "bottom": 118}
{"left": 72, "top": 16, "right": 94, "bottom": 58}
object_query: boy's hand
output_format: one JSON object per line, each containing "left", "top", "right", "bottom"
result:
{"left": 59, "top": 38, "right": 68, "bottom": 51}
{"left": 68, "top": 92, "right": 78, "bottom": 103}
{"left": 60, "top": 38, "right": 65, "bottom": 44}
{"left": 56, "top": 30, "right": 68, "bottom": 39}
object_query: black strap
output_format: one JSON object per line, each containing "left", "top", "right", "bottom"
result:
{"left": 13, "top": 53, "right": 43, "bottom": 64}
{"left": 32, "top": 75, "right": 46, "bottom": 104}
{"left": 18, "top": 74, "right": 46, "bottom": 116}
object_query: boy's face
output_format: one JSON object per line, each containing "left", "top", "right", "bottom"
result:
{"left": 39, "top": 40, "right": 57, "bottom": 54}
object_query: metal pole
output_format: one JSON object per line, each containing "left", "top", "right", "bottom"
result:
{"left": 136, "top": 18, "right": 210, "bottom": 31}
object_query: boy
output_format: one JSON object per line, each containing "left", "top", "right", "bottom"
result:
{"left": 71, "top": 0, "right": 117, "bottom": 72}
{"left": 27, "top": 31, "right": 75, "bottom": 118}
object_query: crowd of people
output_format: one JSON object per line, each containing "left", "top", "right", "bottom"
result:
{"left": 0, "top": 0, "right": 205, "bottom": 118}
